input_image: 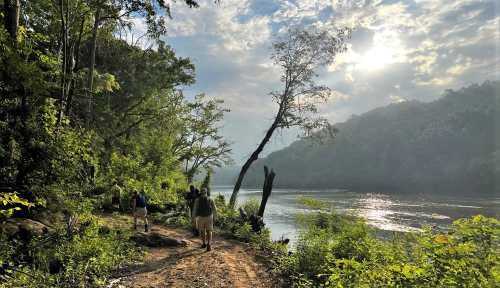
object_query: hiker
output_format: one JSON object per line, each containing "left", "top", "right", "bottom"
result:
{"left": 185, "top": 186, "right": 201, "bottom": 236}
{"left": 185, "top": 185, "right": 197, "bottom": 213}
{"left": 110, "top": 180, "right": 122, "bottom": 211}
{"left": 192, "top": 187, "right": 217, "bottom": 251}
{"left": 131, "top": 190, "right": 149, "bottom": 232}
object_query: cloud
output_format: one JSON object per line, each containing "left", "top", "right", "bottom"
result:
{"left": 389, "top": 94, "right": 407, "bottom": 103}
{"left": 159, "top": 0, "right": 499, "bottom": 161}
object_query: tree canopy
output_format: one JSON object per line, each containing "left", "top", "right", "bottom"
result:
{"left": 0, "top": 0, "right": 230, "bottom": 211}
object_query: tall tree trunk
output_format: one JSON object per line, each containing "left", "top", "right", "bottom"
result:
{"left": 258, "top": 166, "right": 275, "bottom": 218}
{"left": 229, "top": 117, "right": 280, "bottom": 208}
{"left": 57, "top": 0, "right": 67, "bottom": 124}
{"left": 15, "top": 92, "right": 29, "bottom": 194}
{"left": 66, "top": 16, "right": 85, "bottom": 115}
{"left": 87, "top": 7, "right": 100, "bottom": 125}
{"left": 3, "top": 0, "right": 20, "bottom": 40}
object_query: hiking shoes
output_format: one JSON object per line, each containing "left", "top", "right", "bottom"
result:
{"left": 145, "top": 224, "right": 149, "bottom": 232}
{"left": 201, "top": 243, "right": 207, "bottom": 249}
{"left": 206, "top": 244, "right": 211, "bottom": 252}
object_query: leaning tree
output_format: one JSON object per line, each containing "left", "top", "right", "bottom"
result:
{"left": 229, "top": 25, "right": 351, "bottom": 208}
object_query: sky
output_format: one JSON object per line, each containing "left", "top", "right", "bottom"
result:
{"left": 136, "top": 0, "right": 499, "bottom": 164}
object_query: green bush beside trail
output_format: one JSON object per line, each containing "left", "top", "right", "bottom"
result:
{"left": 275, "top": 212, "right": 499, "bottom": 288}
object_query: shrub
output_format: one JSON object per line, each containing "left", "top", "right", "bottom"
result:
{"left": 276, "top": 212, "right": 500, "bottom": 288}
{"left": 213, "top": 194, "right": 239, "bottom": 231}
{"left": 297, "top": 196, "right": 329, "bottom": 210}
{"left": 1, "top": 217, "right": 139, "bottom": 288}
{"left": 241, "top": 198, "right": 260, "bottom": 216}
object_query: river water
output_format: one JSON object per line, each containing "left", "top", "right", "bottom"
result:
{"left": 214, "top": 186, "right": 499, "bottom": 243}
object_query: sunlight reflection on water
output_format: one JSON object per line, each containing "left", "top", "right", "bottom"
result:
{"left": 214, "top": 186, "right": 498, "bottom": 242}
{"left": 353, "top": 196, "right": 421, "bottom": 232}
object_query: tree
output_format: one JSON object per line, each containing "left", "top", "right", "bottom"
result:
{"left": 173, "top": 94, "right": 232, "bottom": 182}
{"left": 257, "top": 166, "right": 275, "bottom": 217}
{"left": 80, "top": 0, "right": 209, "bottom": 124}
{"left": 229, "top": 25, "right": 351, "bottom": 208}
{"left": 201, "top": 170, "right": 211, "bottom": 195}
{"left": 2, "top": 0, "right": 20, "bottom": 39}
{"left": 90, "top": 38, "right": 195, "bottom": 146}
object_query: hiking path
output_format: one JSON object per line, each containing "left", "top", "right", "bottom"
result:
{"left": 105, "top": 215, "right": 278, "bottom": 288}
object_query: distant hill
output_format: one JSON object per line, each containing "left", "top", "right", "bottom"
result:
{"left": 242, "top": 81, "right": 499, "bottom": 195}
{"left": 212, "top": 166, "right": 239, "bottom": 186}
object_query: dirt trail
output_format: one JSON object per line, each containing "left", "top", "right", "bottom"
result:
{"left": 106, "top": 218, "right": 276, "bottom": 288}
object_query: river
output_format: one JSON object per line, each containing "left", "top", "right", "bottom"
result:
{"left": 214, "top": 186, "right": 499, "bottom": 243}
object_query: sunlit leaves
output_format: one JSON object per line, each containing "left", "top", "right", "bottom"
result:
{"left": 0, "top": 192, "right": 33, "bottom": 219}
{"left": 277, "top": 213, "right": 499, "bottom": 287}
{"left": 93, "top": 71, "right": 120, "bottom": 93}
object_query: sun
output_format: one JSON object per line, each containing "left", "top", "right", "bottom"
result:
{"left": 358, "top": 45, "right": 396, "bottom": 71}
{"left": 355, "top": 29, "right": 407, "bottom": 71}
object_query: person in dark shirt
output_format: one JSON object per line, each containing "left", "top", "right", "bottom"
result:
{"left": 131, "top": 190, "right": 149, "bottom": 232}
{"left": 185, "top": 185, "right": 197, "bottom": 213}
{"left": 193, "top": 188, "right": 217, "bottom": 251}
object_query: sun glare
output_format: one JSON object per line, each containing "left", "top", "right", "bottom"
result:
{"left": 358, "top": 45, "right": 396, "bottom": 71}
{"left": 353, "top": 28, "right": 407, "bottom": 72}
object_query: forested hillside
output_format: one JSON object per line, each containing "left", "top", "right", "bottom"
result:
{"left": 0, "top": 0, "right": 230, "bottom": 209}
{"left": 0, "top": 1, "right": 233, "bottom": 286}
{"left": 244, "top": 81, "right": 499, "bottom": 195}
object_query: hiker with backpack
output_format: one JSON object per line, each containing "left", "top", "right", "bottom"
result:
{"left": 186, "top": 186, "right": 201, "bottom": 236}
{"left": 131, "top": 190, "right": 149, "bottom": 232}
{"left": 192, "top": 187, "right": 217, "bottom": 251}
{"left": 185, "top": 185, "right": 197, "bottom": 216}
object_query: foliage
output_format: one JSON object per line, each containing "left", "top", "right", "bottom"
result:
{"left": 241, "top": 197, "right": 261, "bottom": 216}
{"left": 208, "top": 195, "right": 275, "bottom": 250}
{"left": 0, "top": 1, "right": 231, "bottom": 287}
{"left": 212, "top": 194, "right": 239, "bottom": 231}
{"left": 245, "top": 81, "right": 500, "bottom": 195}
{"left": 276, "top": 211, "right": 500, "bottom": 288}
{"left": 174, "top": 94, "right": 232, "bottom": 182}
{"left": 200, "top": 170, "right": 212, "bottom": 195}
{"left": 0, "top": 192, "right": 33, "bottom": 219}
{"left": 1, "top": 217, "right": 139, "bottom": 288}
{"left": 297, "top": 196, "right": 329, "bottom": 210}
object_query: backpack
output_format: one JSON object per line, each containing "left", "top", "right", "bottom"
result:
{"left": 197, "top": 196, "right": 212, "bottom": 217}
{"left": 136, "top": 194, "right": 146, "bottom": 208}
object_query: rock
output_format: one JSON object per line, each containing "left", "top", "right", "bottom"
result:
{"left": 131, "top": 232, "right": 188, "bottom": 247}
{"left": 31, "top": 210, "right": 64, "bottom": 227}
{"left": 275, "top": 238, "right": 290, "bottom": 245}
{"left": 153, "top": 212, "right": 184, "bottom": 224}
{"left": 1, "top": 218, "right": 49, "bottom": 240}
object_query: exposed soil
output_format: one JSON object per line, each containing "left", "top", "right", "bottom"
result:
{"left": 105, "top": 215, "right": 278, "bottom": 288}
